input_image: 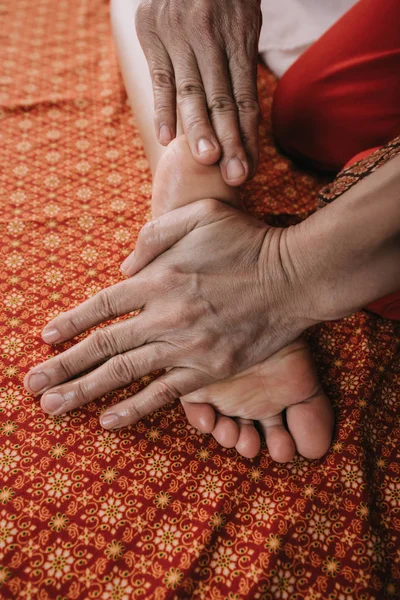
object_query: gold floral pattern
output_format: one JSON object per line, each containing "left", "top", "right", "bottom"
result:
{"left": 318, "top": 136, "right": 400, "bottom": 206}
{"left": 0, "top": 1, "right": 399, "bottom": 599}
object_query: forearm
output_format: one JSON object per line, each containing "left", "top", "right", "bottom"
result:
{"left": 291, "top": 154, "right": 400, "bottom": 323}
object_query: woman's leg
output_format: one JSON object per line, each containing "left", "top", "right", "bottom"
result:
{"left": 272, "top": 0, "right": 400, "bottom": 172}
{"left": 110, "top": 0, "right": 164, "bottom": 175}
{"left": 110, "top": 0, "right": 334, "bottom": 461}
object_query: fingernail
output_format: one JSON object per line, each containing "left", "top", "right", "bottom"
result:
{"left": 198, "top": 138, "right": 214, "bottom": 155}
{"left": 42, "top": 327, "right": 61, "bottom": 344}
{"left": 120, "top": 251, "right": 134, "bottom": 275}
{"left": 42, "top": 393, "right": 64, "bottom": 414}
{"left": 159, "top": 124, "right": 172, "bottom": 144}
{"left": 27, "top": 372, "right": 49, "bottom": 393}
{"left": 101, "top": 413, "right": 119, "bottom": 429}
{"left": 226, "top": 157, "right": 246, "bottom": 181}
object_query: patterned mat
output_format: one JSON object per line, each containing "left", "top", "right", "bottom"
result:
{"left": 0, "top": 1, "right": 399, "bottom": 598}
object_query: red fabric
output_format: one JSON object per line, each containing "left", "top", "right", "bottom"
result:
{"left": 272, "top": 0, "right": 400, "bottom": 321}
{"left": 272, "top": 0, "right": 400, "bottom": 172}
{"left": 1, "top": 1, "right": 400, "bottom": 599}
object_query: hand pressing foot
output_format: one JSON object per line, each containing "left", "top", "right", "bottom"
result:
{"left": 182, "top": 338, "right": 334, "bottom": 462}
{"left": 151, "top": 135, "right": 334, "bottom": 462}
{"left": 152, "top": 135, "right": 242, "bottom": 217}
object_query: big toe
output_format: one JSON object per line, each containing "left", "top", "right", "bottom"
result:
{"left": 286, "top": 391, "right": 334, "bottom": 460}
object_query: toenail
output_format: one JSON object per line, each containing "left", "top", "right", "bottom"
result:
{"left": 198, "top": 138, "right": 214, "bottom": 154}
{"left": 226, "top": 157, "right": 246, "bottom": 180}
{"left": 42, "top": 327, "right": 61, "bottom": 344}
{"left": 159, "top": 124, "right": 172, "bottom": 144}
{"left": 27, "top": 372, "right": 49, "bottom": 393}
{"left": 42, "top": 393, "right": 65, "bottom": 414}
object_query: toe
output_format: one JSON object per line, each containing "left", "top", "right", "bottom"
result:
{"left": 181, "top": 400, "right": 216, "bottom": 434}
{"left": 212, "top": 415, "right": 240, "bottom": 449}
{"left": 259, "top": 415, "right": 296, "bottom": 463}
{"left": 235, "top": 419, "right": 261, "bottom": 459}
{"left": 286, "top": 391, "right": 334, "bottom": 460}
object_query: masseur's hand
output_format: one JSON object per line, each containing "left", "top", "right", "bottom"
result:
{"left": 136, "top": 0, "right": 262, "bottom": 186}
{"left": 25, "top": 200, "right": 312, "bottom": 430}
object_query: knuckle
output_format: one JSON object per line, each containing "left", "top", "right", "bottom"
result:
{"left": 212, "top": 353, "right": 236, "bottom": 379}
{"left": 180, "top": 112, "right": 209, "bottom": 135}
{"left": 208, "top": 93, "right": 236, "bottom": 116}
{"left": 152, "top": 68, "right": 175, "bottom": 90}
{"left": 194, "top": 330, "right": 214, "bottom": 353}
{"left": 219, "top": 135, "right": 242, "bottom": 150}
{"left": 93, "top": 288, "right": 118, "bottom": 321}
{"left": 57, "top": 353, "right": 76, "bottom": 381}
{"left": 108, "top": 355, "right": 135, "bottom": 386}
{"left": 151, "top": 380, "right": 180, "bottom": 406}
{"left": 173, "top": 300, "right": 196, "bottom": 329}
{"left": 89, "top": 328, "right": 119, "bottom": 358}
{"left": 153, "top": 99, "right": 174, "bottom": 117}
{"left": 71, "top": 379, "right": 88, "bottom": 406}
{"left": 177, "top": 84, "right": 209, "bottom": 132}
{"left": 65, "top": 310, "right": 84, "bottom": 337}
{"left": 123, "top": 402, "right": 143, "bottom": 423}
{"left": 218, "top": 132, "right": 246, "bottom": 156}
{"left": 149, "top": 270, "right": 169, "bottom": 293}
{"left": 177, "top": 79, "right": 205, "bottom": 99}
{"left": 196, "top": 2, "right": 213, "bottom": 28}
{"left": 236, "top": 95, "right": 260, "bottom": 117}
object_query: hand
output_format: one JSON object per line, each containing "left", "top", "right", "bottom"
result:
{"left": 135, "top": 0, "right": 262, "bottom": 186}
{"left": 25, "top": 200, "right": 312, "bottom": 430}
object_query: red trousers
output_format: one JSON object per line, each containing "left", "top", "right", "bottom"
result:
{"left": 272, "top": 0, "right": 400, "bottom": 320}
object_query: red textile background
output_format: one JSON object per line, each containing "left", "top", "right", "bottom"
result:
{"left": 0, "top": 1, "right": 399, "bottom": 599}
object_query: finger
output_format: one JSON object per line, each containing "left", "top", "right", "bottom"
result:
{"left": 121, "top": 198, "right": 231, "bottom": 276}
{"left": 100, "top": 367, "right": 212, "bottom": 430}
{"left": 40, "top": 276, "right": 147, "bottom": 344}
{"left": 181, "top": 399, "right": 216, "bottom": 434}
{"left": 25, "top": 312, "right": 152, "bottom": 395}
{"left": 259, "top": 415, "right": 296, "bottom": 463}
{"left": 174, "top": 49, "right": 221, "bottom": 165}
{"left": 194, "top": 44, "right": 249, "bottom": 186}
{"left": 227, "top": 43, "right": 261, "bottom": 178}
{"left": 39, "top": 342, "right": 170, "bottom": 417}
{"left": 135, "top": 11, "right": 177, "bottom": 145}
{"left": 211, "top": 414, "right": 240, "bottom": 449}
{"left": 235, "top": 420, "right": 261, "bottom": 459}
{"left": 286, "top": 392, "right": 334, "bottom": 460}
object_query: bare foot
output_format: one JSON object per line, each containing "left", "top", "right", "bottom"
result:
{"left": 151, "top": 136, "right": 334, "bottom": 461}
{"left": 181, "top": 338, "right": 334, "bottom": 462}
{"left": 152, "top": 135, "right": 242, "bottom": 217}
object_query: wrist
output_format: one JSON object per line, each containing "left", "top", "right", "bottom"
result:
{"left": 258, "top": 227, "right": 319, "bottom": 344}
{"left": 288, "top": 155, "right": 400, "bottom": 323}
